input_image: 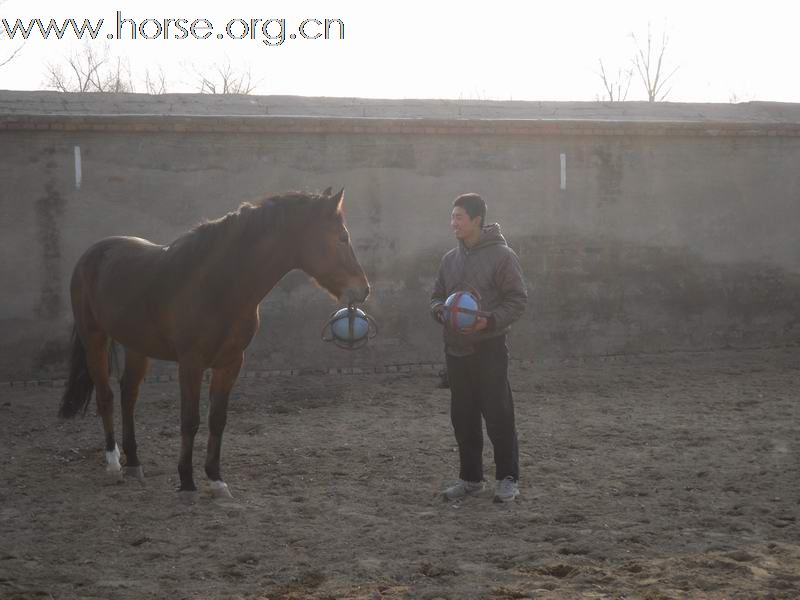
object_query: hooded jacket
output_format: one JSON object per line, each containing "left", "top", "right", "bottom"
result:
{"left": 430, "top": 223, "right": 527, "bottom": 356}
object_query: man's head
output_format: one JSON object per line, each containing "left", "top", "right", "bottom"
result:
{"left": 451, "top": 193, "right": 486, "bottom": 245}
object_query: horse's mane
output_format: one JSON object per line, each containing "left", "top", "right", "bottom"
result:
{"left": 164, "top": 191, "right": 330, "bottom": 265}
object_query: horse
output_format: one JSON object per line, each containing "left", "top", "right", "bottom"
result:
{"left": 58, "top": 187, "right": 369, "bottom": 499}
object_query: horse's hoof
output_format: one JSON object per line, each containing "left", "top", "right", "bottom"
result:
{"left": 208, "top": 480, "right": 233, "bottom": 499}
{"left": 105, "top": 446, "right": 122, "bottom": 482}
{"left": 106, "top": 466, "right": 124, "bottom": 483}
{"left": 124, "top": 466, "right": 145, "bottom": 484}
{"left": 177, "top": 490, "right": 199, "bottom": 505}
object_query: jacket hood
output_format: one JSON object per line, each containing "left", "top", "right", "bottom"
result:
{"left": 460, "top": 223, "right": 507, "bottom": 252}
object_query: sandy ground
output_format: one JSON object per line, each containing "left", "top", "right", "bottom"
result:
{"left": 0, "top": 347, "right": 798, "bottom": 599}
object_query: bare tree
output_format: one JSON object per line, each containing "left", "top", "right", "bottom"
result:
{"left": 145, "top": 66, "right": 168, "bottom": 95}
{"left": 46, "top": 43, "right": 134, "bottom": 93}
{"left": 0, "top": 44, "right": 24, "bottom": 67}
{"left": 0, "top": 36, "right": 24, "bottom": 69}
{"left": 196, "top": 61, "right": 256, "bottom": 95}
{"left": 0, "top": 0, "right": 24, "bottom": 69}
{"left": 728, "top": 89, "right": 754, "bottom": 104}
{"left": 632, "top": 23, "right": 678, "bottom": 102}
{"left": 597, "top": 59, "right": 632, "bottom": 102}
{"left": 101, "top": 55, "right": 135, "bottom": 93}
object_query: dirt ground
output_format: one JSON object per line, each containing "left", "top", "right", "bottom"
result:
{"left": 1, "top": 347, "right": 798, "bottom": 599}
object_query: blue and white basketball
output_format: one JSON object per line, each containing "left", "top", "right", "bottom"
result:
{"left": 444, "top": 291, "right": 481, "bottom": 332}
{"left": 330, "top": 306, "right": 370, "bottom": 342}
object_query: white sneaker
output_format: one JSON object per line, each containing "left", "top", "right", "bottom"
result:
{"left": 493, "top": 476, "right": 519, "bottom": 503}
{"left": 442, "top": 479, "right": 484, "bottom": 501}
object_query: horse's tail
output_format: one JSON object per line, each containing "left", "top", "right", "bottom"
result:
{"left": 58, "top": 326, "right": 94, "bottom": 419}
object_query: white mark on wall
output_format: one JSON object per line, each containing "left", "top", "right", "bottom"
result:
{"left": 560, "top": 152, "right": 566, "bottom": 191}
{"left": 74, "top": 146, "right": 82, "bottom": 190}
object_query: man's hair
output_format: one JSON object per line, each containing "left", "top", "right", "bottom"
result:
{"left": 453, "top": 193, "right": 486, "bottom": 227}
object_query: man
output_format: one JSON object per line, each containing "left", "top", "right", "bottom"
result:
{"left": 431, "top": 193, "right": 527, "bottom": 503}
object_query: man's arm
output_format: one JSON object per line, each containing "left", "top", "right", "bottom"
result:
{"left": 430, "top": 257, "right": 447, "bottom": 323}
{"left": 488, "top": 250, "right": 527, "bottom": 331}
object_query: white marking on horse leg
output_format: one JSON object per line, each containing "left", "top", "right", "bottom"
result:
{"left": 209, "top": 480, "right": 233, "bottom": 498}
{"left": 560, "top": 152, "right": 567, "bottom": 191}
{"left": 105, "top": 444, "right": 122, "bottom": 479}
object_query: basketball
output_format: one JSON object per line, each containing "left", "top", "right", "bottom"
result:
{"left": 444, "top": 290, "right": 482, "bottom": 332}
{"left": 330, "top": 306, "right": 371, "bottom": 342}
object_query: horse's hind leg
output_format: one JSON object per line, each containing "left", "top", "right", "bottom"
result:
{"left": 177, "top": 360, "right": 205, "bottom": 496}
{"left": 83, "top": 331, "right": 121, "bottom": 481}
{"left": 120, "top": 348, "right": 148, "bottom": 482}
{"left": 205, "top": 355, "right": 243, "bottom": 499}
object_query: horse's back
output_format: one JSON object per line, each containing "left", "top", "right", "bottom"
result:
{"left": 74, "top": 236, "right": 162, "bottom": 283}
{"left": 73, "top": 236, "right": 164, "bottom": 311}
{"left": 77, "top": 235, "right": 162, "bottom": 266}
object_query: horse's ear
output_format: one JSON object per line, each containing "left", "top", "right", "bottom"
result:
{"left": 326, "top": 187, "right": 344, "bottom": 215}
{"left": 322, "top": 186, "right": 333, "bottom": 197}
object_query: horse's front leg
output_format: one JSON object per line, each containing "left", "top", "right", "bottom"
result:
{"left": 177, "top": 359, "right": 204, "bottom": 497}
{"left": 205, "top": 355, "right": 244, "bottom": 499}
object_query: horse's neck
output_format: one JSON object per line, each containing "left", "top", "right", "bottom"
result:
{"left": 229, "top": 237, "right": 296, "bottom": 309}
{"left": 169, "top": 228, "right": 295, "bottom": 312}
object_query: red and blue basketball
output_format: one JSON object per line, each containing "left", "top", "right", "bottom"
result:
{"left": 444, "top": 291, "right": 481, "bottom": 332}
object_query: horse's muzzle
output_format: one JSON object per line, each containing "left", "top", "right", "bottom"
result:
{"left": 340, "top": 284, "right": 370, "bottom": 305}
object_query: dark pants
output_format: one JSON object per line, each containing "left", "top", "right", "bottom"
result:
{"left": 445, "top": 335, "right": 519, "bottom": 483}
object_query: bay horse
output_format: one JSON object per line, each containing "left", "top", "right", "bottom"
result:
{"left": 58, "top": 188, "right": 369, "bottom": 499}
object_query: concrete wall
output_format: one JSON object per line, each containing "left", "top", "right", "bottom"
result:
{"left": 1, "top": 94, "right": 800, "bottom": 379}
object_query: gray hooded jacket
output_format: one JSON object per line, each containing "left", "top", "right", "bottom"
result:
{"left": 430, "top": 223, "right": 527, "bottom": 356}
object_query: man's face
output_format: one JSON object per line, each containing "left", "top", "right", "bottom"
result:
{"left": 451, "top": 206, "right": 482, "bottom": 241}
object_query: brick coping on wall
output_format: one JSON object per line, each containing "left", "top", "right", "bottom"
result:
{"left": 2, "top": 114, "right": 800, "bottom": 138}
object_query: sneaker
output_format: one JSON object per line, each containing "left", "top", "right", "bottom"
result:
{"left": 442, "top": 479, "right": 484, "bottom": 501}
{"left": 493, "top": 476, "right": 519, "bottom": 503}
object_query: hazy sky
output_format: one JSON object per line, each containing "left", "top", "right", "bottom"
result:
{"left": 1, "top": 0, "right": 798, "bottom": 103}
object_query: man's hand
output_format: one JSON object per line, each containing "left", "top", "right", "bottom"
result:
{"left": 462, "top": 314, "right": 492, "bottom": 334}
{"left": 433, "top": 304, "right": 446, "bottom": 325}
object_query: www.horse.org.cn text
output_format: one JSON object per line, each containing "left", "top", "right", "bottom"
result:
{"left": 1, "top": 11, "right": 346, "bottom": 47}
